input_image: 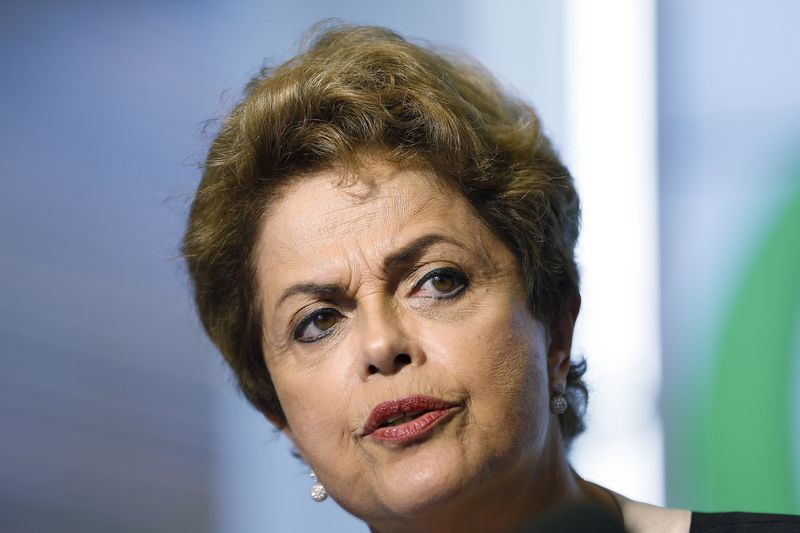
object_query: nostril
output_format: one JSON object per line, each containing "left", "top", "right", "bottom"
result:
{"left": 395, "top": 353, "right": 411, "bottom": 367}
{"left": 366, "top": 354, "right": 412, "bottom": 377}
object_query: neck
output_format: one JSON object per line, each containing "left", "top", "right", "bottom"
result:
{"left": 367, "top": 426, "right": 605, "bottom": 533}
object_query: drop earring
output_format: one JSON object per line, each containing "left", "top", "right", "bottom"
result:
{"left": 550, "top": 380, "right": 568, "bottom": 415}
{"left": 310, "top": 470, "right": 328, "bottom": 502}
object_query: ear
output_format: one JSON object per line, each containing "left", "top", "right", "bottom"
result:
{"left": 547, "top": 292, "right": 581, "bottom": 383}
{"left": 263, "top": 410, "right": 295, "bottom": 438}
{"left": 264, "top": 412, "right": 305, "bottom": 462}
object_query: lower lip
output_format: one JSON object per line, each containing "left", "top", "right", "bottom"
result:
{"left": 368, "top": 407, "right": 461, "bottom": 444}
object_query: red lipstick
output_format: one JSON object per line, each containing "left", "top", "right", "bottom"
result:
{"left": 362, "top": 395, "right": 461, "bottom": 444}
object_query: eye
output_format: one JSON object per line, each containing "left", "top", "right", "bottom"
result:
{"left": 294, "top": 308, "right": 343, "bottom": 343}
{"left": 413, "top": 268, "right": 468, "bottom": 299}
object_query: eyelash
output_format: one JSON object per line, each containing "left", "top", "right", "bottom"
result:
{"left": 292, "top": 267, "right": 469, "bottom": 343}
{"left": 411, "top": 267, "right": 469, "bottom": 299}
{"left": 293, "top": 308, "right": 343, "bottom": 343}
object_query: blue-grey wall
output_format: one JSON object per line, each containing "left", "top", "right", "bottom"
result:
{"left": 659, "top": 0, "right": 800, "bottom": 513}
{"left": 0, "top": 2, "right": 564, "bottom": 532}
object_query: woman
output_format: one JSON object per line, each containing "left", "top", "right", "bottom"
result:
{"left": 183, "top": 24, "right": 797, "bottom": 532}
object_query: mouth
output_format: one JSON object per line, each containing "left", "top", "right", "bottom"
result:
{"left": 361, "top": 395, "right": 462, "bottom": 444}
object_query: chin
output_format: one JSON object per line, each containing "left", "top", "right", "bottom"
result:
{"left": 364, "top": 448, "right": 475, "bottom": 523}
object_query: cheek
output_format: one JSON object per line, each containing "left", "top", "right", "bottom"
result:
{"left": 444, "top": 303, "right": 550, "bottom": 440}
{"left": 451, "top": 301, "right": 546, "bottom": 387}
{"left": 476, "top": 329, "right": 546, "bottom": 411}
{"left": 268, "top": 355, "right": 358, "bottom": 460}
{"left": 267, "top": 356, "right": 379, "bottom": 514}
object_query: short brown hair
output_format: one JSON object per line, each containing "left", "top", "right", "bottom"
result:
{"left": 183, "top": 23, "right": 587, "bottom": 442}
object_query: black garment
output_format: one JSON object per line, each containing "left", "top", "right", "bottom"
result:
{"left": 691, "top": 512, "right": 800, "bottom": 532}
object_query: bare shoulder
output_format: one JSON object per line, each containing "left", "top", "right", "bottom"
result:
{"left": 613, "top": 491, "right": 692, "bottom": 533}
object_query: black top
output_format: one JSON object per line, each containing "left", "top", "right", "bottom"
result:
{"left": 690, "top": 512, "right": 800, "bottom": 532}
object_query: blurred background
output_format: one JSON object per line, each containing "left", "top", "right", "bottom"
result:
{"left": 1, "top": 0, "right": 798, "bottom": 531}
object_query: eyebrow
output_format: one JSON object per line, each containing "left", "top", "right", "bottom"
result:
{"left": 382, "top": 233, "right": 460, "bottom": 273}
{"left": 275, "top": 233, "right": 461, "bottom": 308}
{"left": 276, "top": 282, "right": 345, "bottom": 308}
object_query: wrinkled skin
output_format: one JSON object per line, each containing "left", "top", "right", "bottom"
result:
{"left": 255, "top": 164, "right": 582, "bottom": 532}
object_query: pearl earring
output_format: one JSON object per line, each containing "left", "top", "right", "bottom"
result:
{"left": 310, "top": 470, "right": 328, "bottom": 502}
{"left": 550, "top": 380, "right": 568, "bottom": 415}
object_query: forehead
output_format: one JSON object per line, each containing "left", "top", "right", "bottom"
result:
{"left": 260, "top": 165, "right": 480, "bottom": 253}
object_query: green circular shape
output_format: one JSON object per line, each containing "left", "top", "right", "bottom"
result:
{"left": 708, "top": 176, "right": 800, "bottom": 513}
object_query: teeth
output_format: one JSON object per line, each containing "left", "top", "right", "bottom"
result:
{"left": 387, "top": 415, "right": 413, "bottom": 427}
{"left": 381, "top": 410, "right": 426, "bottom": 427}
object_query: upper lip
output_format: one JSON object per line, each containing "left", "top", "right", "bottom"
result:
{"left": 361, "top": 395, "right": 460, "bottom": 436}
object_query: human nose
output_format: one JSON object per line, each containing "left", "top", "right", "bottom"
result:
{"left": 357, "top": 298, "right": 423, "bottom": 379}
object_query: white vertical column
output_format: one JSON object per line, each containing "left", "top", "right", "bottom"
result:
{"left": 564, "top": 0, "right": 663, "bottom": 504}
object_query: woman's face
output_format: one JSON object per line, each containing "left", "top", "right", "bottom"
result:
{"left": 256, "top": 164, "right": 568, "bottom": 525}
